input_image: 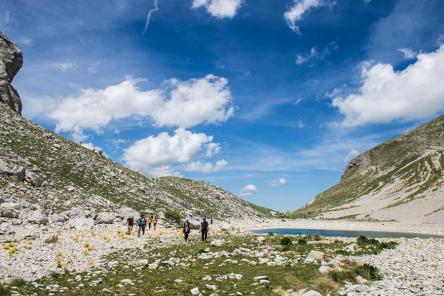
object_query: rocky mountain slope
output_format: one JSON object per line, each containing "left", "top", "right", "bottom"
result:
{"left": 295, "top": 115, "right": 444, "bottom": 223}
{"left": 0, "top": 32, "right": 269, "bottom": 237}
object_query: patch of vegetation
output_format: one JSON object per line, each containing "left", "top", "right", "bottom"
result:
{"left": 0, "top": 283, "right": 10, "bottom": 296}
{"left": 329, "top": 263, "right": 382, "bottom": 282}
{"left": 9, "top": 234, "right": 389, "bottom": 296}
{"left": 280, "top": 237, "right": 292, "bottom": 246}
{"left": 164, "top": 208, "right": 182, "bottom": 225}
{"left": 297, "top": 238, "right": 307, "bottom": 245}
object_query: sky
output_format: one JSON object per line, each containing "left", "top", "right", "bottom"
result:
{"left": 1, "top": 0, "right": 444, "bottom": 211}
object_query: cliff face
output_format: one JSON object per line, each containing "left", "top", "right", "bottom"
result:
{"left": 0, "top": 32, "right": 23, "bottom": 115}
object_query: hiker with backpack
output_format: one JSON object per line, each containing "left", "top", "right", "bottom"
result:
{"left": 148, "top": 215, "right": 153, "bottom": 230}
{"left": 136, "top": 214, "right": 147, "bottom": 237}
{"left": 153, "top": 215, "right": 158, "bottom": 230}
{"left": 200, "top": 218, "right": 209, "bottom": 242}
{"left": 126, "top": 216, "right": 135, "bottom": 235}
{"left": 183, "top": 219, "right": 191, "bottom": 242}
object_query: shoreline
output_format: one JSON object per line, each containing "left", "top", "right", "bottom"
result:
{"left": 231, "top": 218, "right": 444, "bottom": 236}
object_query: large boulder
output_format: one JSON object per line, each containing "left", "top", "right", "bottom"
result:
{"left": 0, "top": 159, "right": 25, "bottom": 181}
{"left": 115, "top": 207, "right": 139, "bottom": 220}
{"left": 0, "top": 32, "right": 22, "bottom": 114}
{"left": 69, "top": 216, "right": 94, "bottom": 230}
{"left": 94, "top": 212, "right": 115, "bottom": 224}
{"left": 27, "top": 210, "right": 49, "bottom": 225}
{"left": 304, "top": 250, "right": 324, "bottom": 263}
{"left": 0, "top": 202, "right": 21, "bottom": 218}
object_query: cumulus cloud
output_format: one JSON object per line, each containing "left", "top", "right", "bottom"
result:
{"left": 284, "top": 0, "right": 324, "bottom": 34}
{"left": 53, "top": 62, "right": 75, "bottom": 72}
{"left": 332, "top": 45, "right": 444, "bottom": 127}
{"left": 398, "top": 48, "right": 417, "bottom": 59}
{"left": 49, "top": 74, "right": 234, "bottom": 140}
{"left": 240, "top": 184, "right": 257, "bottom": 196}
{"left": 122, "top": 128, "right": 224, "bottom": 177}
{"left": 192, "top": 0, "right": 243, "bottom": 19}
{"left": 184, "top": 159, "right": 228, "bottom": 173}
{"left": 273, "top": 177, "right": 287, "bottom": 186}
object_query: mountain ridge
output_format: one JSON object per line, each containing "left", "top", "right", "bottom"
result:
{"left": 295, "top": 114, "right": 444, "bottom": 223}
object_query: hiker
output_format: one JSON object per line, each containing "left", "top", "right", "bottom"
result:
{"left": 210, "top": 218, "right": 213, "bottom": 225}
{"left": 200, "top": 218, "right": 209, "bottom": 242}
{"left": 136, "top": 214, "right": 147, "bottom": 237}
{"left": 183, "top": 219, "right": 191, "bottom": 242}
{"left": 153, "top": 215, "right": 158, "bottom": 230}
{"left": 148, "top": 215, "right": 153, "bottom": 230}
{"left": 126, "top": 216, "right": 135, "bottom": 235}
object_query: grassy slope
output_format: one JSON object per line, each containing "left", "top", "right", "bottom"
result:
{"left": 294, "top": 114, "right": 444, "bottom": 217}
{"left": 0, "top": 104, "right": 271, "bottom": 218}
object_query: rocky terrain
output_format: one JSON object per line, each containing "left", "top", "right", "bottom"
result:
{"left": 2, "top": 229, "right": 415, "bottom": 296}
{"left": 295, "top": 114, "right": 444, "bottom": 223}
{"left": 0, "top": 31, "right": 270, "bottom": 262}
{"left": 0, "top": 32, "right": 22, "bottom": 115}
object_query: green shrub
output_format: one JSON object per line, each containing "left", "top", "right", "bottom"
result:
{"left": 280, "top": 237, "right": 292, "bottom": 246}
{"left": 298, "top": 238, "right": 307, "bottom": 245}
{"left": 164, "top": 209, "right": 182, "bottom": 225}
{"left": 357, "top": 235, "right": 378, "bottom": 245}
{"left": 9, "top": 278, "right": 26, "bottom": 287}
{"left": 359, "top": 264, "right": 383, "bottom": 281}
{"left": 0, "top": 283, "right": 10, "bottom": 296}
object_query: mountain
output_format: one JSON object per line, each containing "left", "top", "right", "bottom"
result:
{"left": 295, "top": 115, "right": 444, "bottom": 223}
{"left": 0, "top": 32, "right": 269, "bottom": 226}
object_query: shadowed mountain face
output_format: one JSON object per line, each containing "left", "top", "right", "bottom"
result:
{"left": 0, "top": 32, "right": 22, "bottom": 115}
{"left": 0, "top": 32, "right": 269, "bottom": 220}
{"left": 296, "top": 115, "right": 444, "bottom": 223}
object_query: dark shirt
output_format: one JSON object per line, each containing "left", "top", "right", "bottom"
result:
{"left": 201, "top": 221, "right": 209, "bottom": 232}
{"left": 127, "top": 217, "right": 134, "bottom": 226}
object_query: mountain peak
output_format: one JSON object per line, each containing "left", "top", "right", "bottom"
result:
{"left": 0, "top": 31, "right": 23, "bottom": 115}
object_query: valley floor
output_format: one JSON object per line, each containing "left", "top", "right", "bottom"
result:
{"left": 1, "top": 218, "right": 443, "bottom": 295}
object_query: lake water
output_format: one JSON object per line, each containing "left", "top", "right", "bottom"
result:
{"left": 254, "top": 228, "right": 443, "bottom": 239}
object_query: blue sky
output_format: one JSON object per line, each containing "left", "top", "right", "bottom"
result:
{"left": 2, "top": 0, "right": 444, "bottom": 211}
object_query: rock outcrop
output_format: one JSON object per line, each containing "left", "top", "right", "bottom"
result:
{"left": 0, "top": 32, "right": 22, "bottom": 114}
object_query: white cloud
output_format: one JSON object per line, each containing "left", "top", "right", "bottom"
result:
{"left": 397, "top": 48, "right": 417, "bottom": 59}
{"left": 344, "top": 149, "right": 360, "bottom": 162}
{"left": 240, "top": 184, "right": 257, "bottom": 196}
{"left": 333, "top": 45, "right": 444, "bottom": 127}
{"left": 296, "top": 42, "right": 337, "bottom": 65}
{"left": 49, "top": 74, "right": 234, "bottom": 140}
{"left": 284, "top": 0, "right": 322, "bottom": 34}
{"left": 122, "top": 128, "right": 222, "bottom": 177}
{"left": 16, "top": 37, "right": 33, "bottom": 46}
{"left": 192, "top": 0, "right": 243, "bottom": 19}
{"left": 296, "top": 47, "right": 318, "bottom": 64}
{"left": 205, "top": 142, "right": 221, "bottom": 157}
{"left": 81, "top": 142, "right": 102, "bottom": 151}
{"left": 273, "top": 177, "right": 287, "bottom": 186}
{"left": 53, "top": 62, "right": 75, "bottom": 72}
{"left": 184, "top": 159, "right": 228, "bottom": 173}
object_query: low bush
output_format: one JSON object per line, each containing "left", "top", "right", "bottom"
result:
{"left": 280, "top": 237, "right": 292, "bottom": 246}
{"left": 0, "top": 283, "right": 10, "bottom": 296}
{"left": 164, "top": 209, "right": 182, "bottom": 225}
{"left": 298, "top": 238, "right": 307, "bottom": 245}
